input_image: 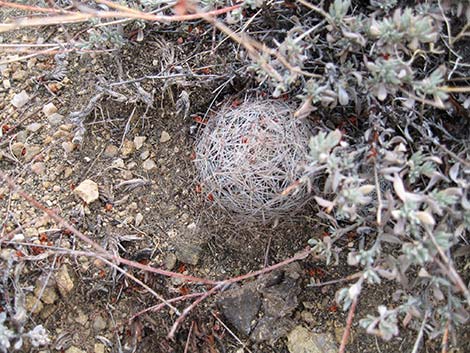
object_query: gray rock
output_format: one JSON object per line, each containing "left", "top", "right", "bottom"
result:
{"left": 164, "top": 253, "right": 177, "bottom": 270}
{"left": 92, "top": 315, "right": 107, "bottom": 332}
{"left": 142, "top": 158, "right": 157, "bottom": 170}
{"left": 287, "top": 326, "right": 338, "bottom": 353}
{"left": 26, "top": 123, "right": 42, "bottom": 132}
{"left": 250, "top": 316, "right": 294, "bottom": 343}
{"left": 217, "top": 282, "right": 261, "bottom": 335}
{"left": 48, "top": 113, "right": 64, "bottom": 126}
{"left": 175, "top": 242, "right": 202, "bottom": 265}
{"left": 259, "top": 263, "right": 301, "bottom": 318}
{"left": 104, "top": 144, "right": 119, "bottom": 158}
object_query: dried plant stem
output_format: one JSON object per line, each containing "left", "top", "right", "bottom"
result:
{"left": 441, "top": 320, "right": 449, "bottom": 353}
{"left": 338, "top": 297, "right": 358, "bottom": 353}
{"left": 183, "top": 321, "right": 194, "bottom": 353}
{"left": 426, "top": 229, "right": 470, "bottom": 306}
{"left": 168, "top": 283, "right": 223, "bottom": 338}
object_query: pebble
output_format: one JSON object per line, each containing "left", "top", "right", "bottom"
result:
{"left": 133, "top": 136, "right": 146, "bottom": 150}
{"left": 42, "top": 102, "right": 58, "bottom": 117}
{"left": 140, "top": 150, "right": 150, "bottom": 160}
{"left": 287, "top": 326, "right": 337, "bottom": 353}
{"left": 26, "top": 122, "right": 42, "bottom": 132}
{"left": 104, "top": 144, "right": 118, "bottom": 158}
{"left": 15, "top": 130, "right": 28, "bottom": 143}
{"left": 56, "top": 265, "right": 75, "bottom": 297}
{"left": 121, "top": 139, "right": 135, "bottom": 157}
{"left": 25, "top": 294, "right": 43, "bottom": 314}
{"left": 38, "top": 287, "right": 58, "bottom": 305}
{"left": 64, "top": 167, "right": 73, "bottom": 178}
{"left": 62, "top": 141, "right": 75, "bottom": 153}
{"left": 11, "top": 90, "right": 30, "bottom": 108}
{"left": 135, "top": 212, "right": 144, "bottom": 227}
{"left": 74, "top": 179, "right": 99, "bottom": 204}
{"left": 92, "top": 315, "right": 107, "bottom": 332}
{"left": 164, "top": 253, "right": 177, "bottom": 270}
{"left": 142, "top": 158, "right": 157, "bottom": 170}
{"left": 11, "top": 142, "right": 25, "bottom": 158}
{"left": 53, "top": 185, "right": 61, "bottom": 192}
{"left": 160, "top": 131, "right": 171, "bottom": 143}
{"left": 3, "top": 79, "right": 11, "bottom": 89}
{"left": 111, "top": 158, "right": 125, "bottom": 169}
{"left": 48, "top": 113, "right": 64, "bottom": 126}
{"left": 31, "top": 162, "right": 45, "bottom": 175}
{"left": 24, "top": 145, "right": 42, "bottom": 162}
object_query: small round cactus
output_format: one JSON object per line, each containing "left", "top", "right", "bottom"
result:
{"left": 195, "top": 99, "right": 312, "bottom": 223}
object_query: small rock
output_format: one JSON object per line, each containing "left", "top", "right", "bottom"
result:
{"left": 287, "top": 326, "right": 337, "bottom": 353}
{"left": 217, "top": 282, "right": 261, "bottom": 335}
{"left": 94, "top": 343, "right": 105, "bottom": 353}
{"left": 111, "top": 158, "right": 125, "bottom": 169}
{"left": 11, "top": 90, "right": 30, "bottom": 108}
{"left": 127, "top": 161, "right": 137, "bottom": 170}
{"left": 53, "top": 185, "right": 61, "bottom": 192}
{"left": 64, "top": 167, "right": 73, "bottom": 178}
{"left": 65, "top": 347, "right": 86, "bottom": 353}
{"left": 24, "top": 145, "right": 42, "bottom": 162}
{"left": 26, "top": 122, "right": 42, "bottom": 132}
{"left": 3, "top": 79, "right": 11, "bottom": 89}
{"left": 135, "top": 212, "right": 144, "bottom": 227}
{"left": 11, "top": 142, "right": 25, "bottom": 158}
{"left": 12, "top": 69, "right": 27, "bottom": 81}
{"left": 48, "top": 113, "right": 64, "bottom": 126}
{"left": 142, "top": 158, "right": 157, "bottom": 170}
{"left": 121, "top": 139, "right": 134, "bottom": 157}
{"left": 62, "top": 141, "right": 75, "bottom": 153}
{"left": 38, "top": 287, "right": 58, "bottom": 305}
{"left": 42, "top": 102, "right": 58, "bottom": 117}
{"left": 15, "top": 130, "right": 28, "bottom": 143}
{"left": 104, "top": 144, "right": 119, "bottom": 158}
{"left": 133, "top": 136, "right": 146, "bottom": 150}
{"left": 140, "top": 150, "right": 150, "bottom": 160}
{"left": 160, "top": 131, "right": 171, "bottom": 143}
{"left": 56, "top": 265, "right": 74, "bottom": 297}
{"left": 92, "top": 315, "right": 107, "bottom": 332}
{"left": 251, "top": 316, "right": 294, "bottom": 343}
{"left": 25, "top": 294, "right": 43, "bottom": 314}
{"left": 73, "top": 179, "right": 99, "bottom": 204}
{"left": 175, "top": 242, "right": 202, "bottom": 266}
{"left": 164, "top": 253, "right": 177, "bottom": 270}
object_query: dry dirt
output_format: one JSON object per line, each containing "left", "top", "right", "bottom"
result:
{"left": 0, "top": 15, "right": 468, "bottom": 353}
